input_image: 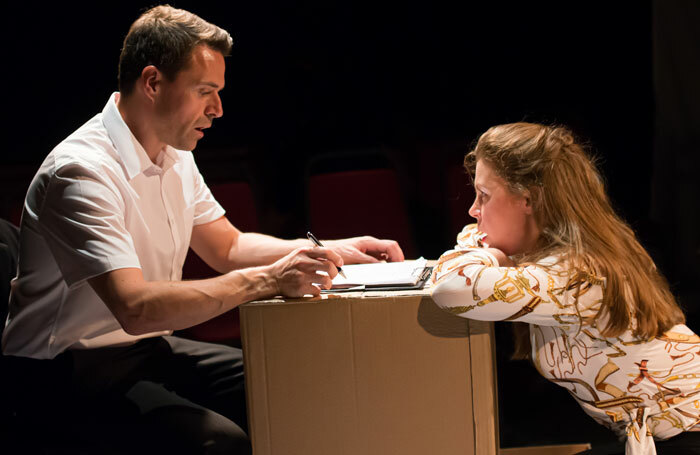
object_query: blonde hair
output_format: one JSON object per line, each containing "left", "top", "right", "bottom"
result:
{"left": 465, "top": 122, "right": 684, "bottom": 359}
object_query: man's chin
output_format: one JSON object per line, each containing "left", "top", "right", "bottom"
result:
{"left": 170, "top": 139, "right": 198, "bottom": 152}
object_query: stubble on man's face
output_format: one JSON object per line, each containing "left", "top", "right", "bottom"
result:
{"left": 153, "top": 45, "right": 226, "bottom": 152}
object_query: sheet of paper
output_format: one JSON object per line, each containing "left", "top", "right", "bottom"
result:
{"left": 331, "top": 258, "right": 428, "bottom": 288}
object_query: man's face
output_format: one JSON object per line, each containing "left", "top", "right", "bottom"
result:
{"left": 152, "top": 45, "right": 225, "bottom": 151}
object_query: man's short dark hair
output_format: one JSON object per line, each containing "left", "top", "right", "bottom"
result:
{"left": 118, "top": 5, "right": 233, "bottom": 96}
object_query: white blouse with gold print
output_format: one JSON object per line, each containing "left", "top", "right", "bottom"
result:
{"left": 431, "top": 224, "right": 700, "bottom": 455}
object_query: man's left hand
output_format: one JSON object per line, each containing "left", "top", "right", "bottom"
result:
{"left": 325, "top": 236, "right": 405, "bottom": 264}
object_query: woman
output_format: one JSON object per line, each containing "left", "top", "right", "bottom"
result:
{"left": 431, "top": 123, "right": 700, "bottom": 455}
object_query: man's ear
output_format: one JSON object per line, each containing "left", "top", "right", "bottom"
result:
{"left": 140, "top": 65, "right": 161, "bottom": 102}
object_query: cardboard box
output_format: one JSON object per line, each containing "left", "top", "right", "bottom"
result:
{"left": 241, "top": 289, "right": 498, "bottom": 455}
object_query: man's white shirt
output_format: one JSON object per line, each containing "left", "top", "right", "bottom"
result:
{"left": 2, "top": 93, "right": 224, "bottom": 359}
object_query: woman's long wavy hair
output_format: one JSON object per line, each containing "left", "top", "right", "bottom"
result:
{"left": 465, "top": 122, "right": 684, "bottom": 360}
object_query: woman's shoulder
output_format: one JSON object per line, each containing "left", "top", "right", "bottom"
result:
{"left": 658, "top": 324, "right": 700, "bottom": 342}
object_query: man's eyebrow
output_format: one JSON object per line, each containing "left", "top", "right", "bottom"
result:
{"left": 198, "top": 81, "right": 223, "bottom": 89}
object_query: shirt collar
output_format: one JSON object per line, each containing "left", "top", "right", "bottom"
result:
{"left": 101, "top": 92, "right": 180, "bottom": 180}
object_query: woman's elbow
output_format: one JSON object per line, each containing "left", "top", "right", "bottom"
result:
{"left": 430, "top": 285, "right": 450, "bottom": 310}
{"left": 431, "top": 286, "right": 505, "bottom": 321}
{"left": 430, "top": 285, "right": 471, "bottom": 315}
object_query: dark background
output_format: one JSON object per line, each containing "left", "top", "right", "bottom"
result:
{"left": 3, "top": 0, "right": 699, "bottom": 449}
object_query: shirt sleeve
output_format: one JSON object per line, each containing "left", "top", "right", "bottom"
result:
{"left": 187, "top": 154, "right": 225, "bottom": 226}
{"left": 37, "top": 162, "right": 141, "bottom": 288}
{"left": 430, "top": 247, "right": 604, "bottom": 327}
{"left": 455, "top": 223, "right": 488, "bottom": 249}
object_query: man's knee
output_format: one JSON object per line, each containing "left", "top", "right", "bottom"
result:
{"left": 197, "top": 413, "right": 251, "bottom": 455}
{"left": 201, "top": 428, "right": 252, "bottom": 455}
{"left": 141, "top": 405, "right": 251, "bottom": 455}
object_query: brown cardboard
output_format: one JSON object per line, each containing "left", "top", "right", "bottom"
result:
{"left": 240, "top": 289, "right": 498, "bottom": 455}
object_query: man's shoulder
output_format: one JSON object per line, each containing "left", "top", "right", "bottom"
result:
{"left": 48, "top": 113, "right": 120, "bottom": 176}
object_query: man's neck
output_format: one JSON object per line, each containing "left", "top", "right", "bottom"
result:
{"left": 116, "top": 93, "right": 165, "bottom": 164}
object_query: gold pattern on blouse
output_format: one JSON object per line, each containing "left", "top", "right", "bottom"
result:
{"left": 431, "top": 224, "right": 700, "bottom": 454}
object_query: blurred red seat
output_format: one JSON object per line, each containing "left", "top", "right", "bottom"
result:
{"left": 179, "top": 181, "right": 259, "bottom": 344}
{"left": 9, "top": 200, "right": 23, "bottom": 227}
{"left": 182, "top": 182, "right": 259, "bottom": 279}
{"left": 447, "top": 163, "right": 476, "bottom": 240}
{"left": 308, "top": 168, "right": 416, "bottom": 258}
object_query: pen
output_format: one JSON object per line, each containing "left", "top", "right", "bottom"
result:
{"left": 306, "top": 231, "right": 347, "bottom": 279}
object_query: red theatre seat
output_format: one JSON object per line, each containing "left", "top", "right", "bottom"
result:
{"left": 308, "top": 169, "right": 416, "bottom": 258}
{"left": 447, "top": 163, "right": 476, "bottom": 240}
{"left": 179, "top": 181, "right": 259, "bottom": 344}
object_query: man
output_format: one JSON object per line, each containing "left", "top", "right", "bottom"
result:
{"left": 2, "top": 5, "right": 403, "bottom": 454}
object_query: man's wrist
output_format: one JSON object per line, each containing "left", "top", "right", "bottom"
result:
{"left": 223, "top": 264, "right": 279, "bottom": 304}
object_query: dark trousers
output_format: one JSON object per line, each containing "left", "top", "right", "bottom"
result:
{"left": 5, "top": 336, "right": 251, "bottom": 455}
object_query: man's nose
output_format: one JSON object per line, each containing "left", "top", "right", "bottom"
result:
{"left": 207, "top": 93, "right": 223, "bottom": 119}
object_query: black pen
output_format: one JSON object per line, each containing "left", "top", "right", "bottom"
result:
{"left": 306, "top": 231, "right": 347, "bottom": 279}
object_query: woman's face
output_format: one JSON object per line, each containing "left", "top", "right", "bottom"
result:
{"left": 468, "top": 160, "right": 541, "bottom": 256}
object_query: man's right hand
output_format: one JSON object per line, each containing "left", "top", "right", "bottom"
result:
{"left": 88, "top": 246, "right": 345, "bottom": 336}
{"left": 267, "top": 247, "right": 344, "bottom": 297}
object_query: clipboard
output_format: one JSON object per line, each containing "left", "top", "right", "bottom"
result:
{"left": 321, "top": 260, "right": 433, "bottom": 293}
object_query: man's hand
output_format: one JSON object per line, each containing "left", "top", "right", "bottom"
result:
{"left": 324, "top": 236, "right": 405, "bottom": 264}
{"left": 485, "top": 247, "right": 515, "bottom": 267}
{"left": 268, "top": 247, "right": 344, "bottom": 297}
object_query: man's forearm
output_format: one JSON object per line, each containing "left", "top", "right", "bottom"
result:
{"left": 91, "top": 266, "right": 279, "bottom": 336}
{"left": 225, "top": 232, "right": 309, "bottom": 269}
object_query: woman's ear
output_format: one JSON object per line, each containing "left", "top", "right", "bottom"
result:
{"left": 522, "top": 187, "right": 538, "bottom": 216}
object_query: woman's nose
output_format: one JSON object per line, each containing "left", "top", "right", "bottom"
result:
{"left": 468, "top": 199, "right": 480, "bottom": 219}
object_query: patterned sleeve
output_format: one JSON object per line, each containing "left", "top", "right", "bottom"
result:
{"left": 430, "top": 247, "right": 604, "bottom": 327}
{"left": 455, "top": 223, "right": 487, "bottom": 249}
